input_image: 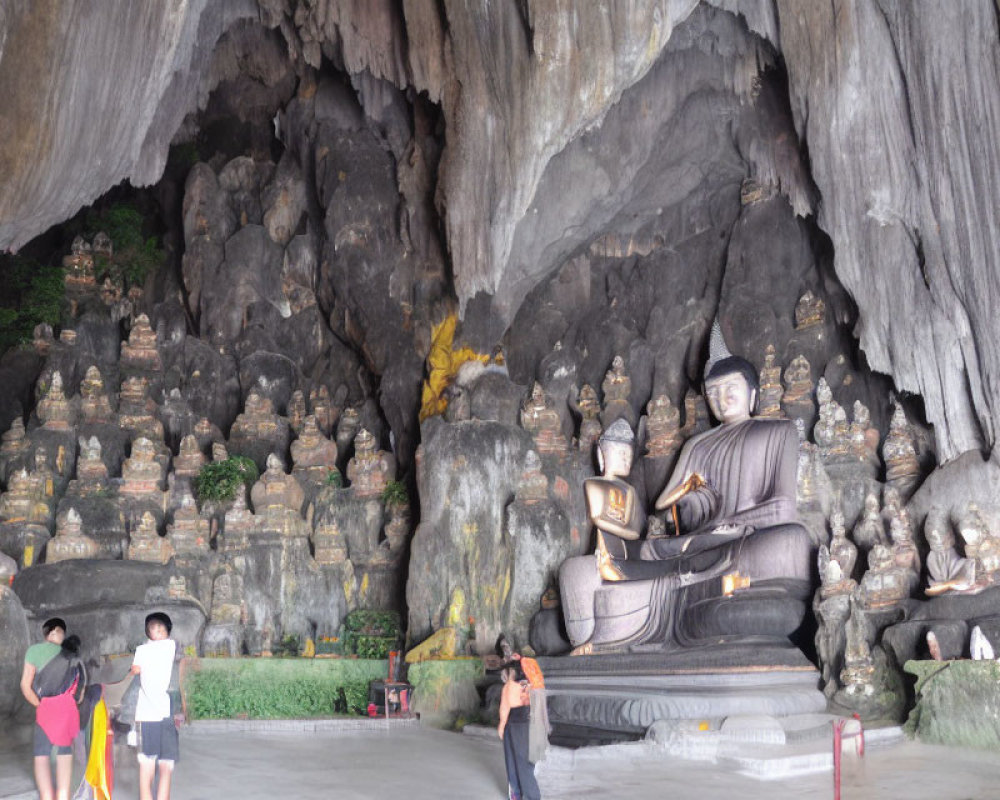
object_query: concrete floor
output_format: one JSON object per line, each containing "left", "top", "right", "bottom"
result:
{"left": 3, "top": 719, "right": 1000, "bottom": 800}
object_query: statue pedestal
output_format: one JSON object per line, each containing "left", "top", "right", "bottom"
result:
{"left": 538, "top": 648, "right": 825, "bottom": 745}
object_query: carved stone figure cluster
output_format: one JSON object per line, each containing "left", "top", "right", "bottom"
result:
{"left": 0, "top": 243, "right": 412, "bottom": 657}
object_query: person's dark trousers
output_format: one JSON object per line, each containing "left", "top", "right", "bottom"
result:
{"left": 503, "top": 720, "right": 540, "bottom": 800}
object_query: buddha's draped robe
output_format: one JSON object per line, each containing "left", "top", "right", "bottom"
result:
{"left": 581, "top": 418, "right": 812, "bottom": 651}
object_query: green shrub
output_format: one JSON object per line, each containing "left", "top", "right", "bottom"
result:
{"left": 83, "top": 202, "right": 164, "bottom": 287}
{"left": 381, "top": 480, "right": 408, "bottom": 506}
{"left": 335, "top": 681, "right": 371, "bottom": 715}
{"left": 0, "top": 254, "right": 66, "bottom": 354}
{"left": 167, "top": 141, "right": 201, "bottom": 174}
{"left": 344, "top": 610, "right": 401, "bottom": 637}
{"left": 186, "top": 658, "right": 387, "bottom": 719}
{"left": 342, "top": 610, "right": 401, "bottom": 659}
{"left": 275, "top": 634, "right": 301, "bottom": 658}
{"left": 194, "top": 456, "right": 258, "bottom": 503}
{"left": 325, "top": 469, "right": 343, "bottom": 487}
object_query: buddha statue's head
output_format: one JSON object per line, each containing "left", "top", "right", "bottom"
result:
{"left": 265, "top": 453, "right": 285, "bottom": 475}
{"left": 863, "top": 491, "right": 880, "bottom": 516}
{"left": 925, "top": 514, "right": 954, "bottom": 551}
{"left": 889, "top": 515, "right": 913, "bottom": 545}
{"left": 958, "top": 504, "right": 987, "bottom": 548}
{"left": 704, "top": 356, "right": 759, "bottom": 425}
{"left": 869, "top": 543, "right": 893, "bottom": 571}
{"left": 597, "top": 419, "right": 634, "bottom": 478}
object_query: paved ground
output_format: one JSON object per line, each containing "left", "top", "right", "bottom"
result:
{"left": 2, "top": 718, "right": 1000, "bottom": 799}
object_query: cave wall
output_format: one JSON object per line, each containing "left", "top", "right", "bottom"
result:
{"left": 1, "top": 1, "right": 998, "bottom": 468}
{"left": 775, "top": 0, "right": 1000, "bottom": 463}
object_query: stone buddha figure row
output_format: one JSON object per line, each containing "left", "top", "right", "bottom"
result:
{"left": 818, "top": 493, "right": 1000, "bottom": 607}
{"left": 517, "top": 342, "right": 922, "bottom": 502}
{"left": 519, "top": 355, "right": 708, "bottom": 461}
{"left": 761, "top": 352, "right": 920, "bottom": 492}
{"left": 0, "top": 374, "right": 399, "bottom": 569}
{"left": 60, "top": 233, "right": 140, "bottom": 316}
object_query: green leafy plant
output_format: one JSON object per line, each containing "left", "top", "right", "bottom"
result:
{"left": 275, "top": 634, "right": 301, "bottom": 658}
{"left": 167, "top": 141, "right": 201, "bottom": 174}
{"left": 342, "top": 610, "right": 401, "bottom": 660}
{"left": 381, "top": 480, "right": 408, "bottom": 507}
{"left": 83, "top": 202, "right": 164, "bottom": 287}
{"left": 185, "top": 658, "right": 387, "bottom": 720}
{"left": 194, "top": 456, "right": 259, "bottom": 503}
{"left": 334, "top": 681, "right": 371, "bottom": 715}
{"left": 0, "top": 254, "right": 65, "bottom": 354}
{"left": 325, "top": 469, "right": 343, "bottom": 487}
{"left": 344, "top": 610, "right": 401, "bottom": 637}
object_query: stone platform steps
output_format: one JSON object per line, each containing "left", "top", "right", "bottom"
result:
{"left": 484, "top": 714, "right": 904, "bottom": 782}
{"left": 647, "top": 713, "right": 904, "bottom": 779}
{"left": 542, "top": 663, "right": 829, "bottom": 744}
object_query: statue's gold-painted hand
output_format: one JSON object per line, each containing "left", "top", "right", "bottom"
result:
{"left": 655, "top": 472, "right": 706, "bottom": 510}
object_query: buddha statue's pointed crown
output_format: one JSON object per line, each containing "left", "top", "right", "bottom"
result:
{"left": 704, "top": 318, "right": 734, "bottom": 379}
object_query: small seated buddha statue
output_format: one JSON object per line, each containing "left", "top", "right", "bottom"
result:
{"left": 780, "top": 354, "right": 816, "bottom": 427}
{"left": 79, "top": 366, "right": 115, "bottom": 424}
{"left": 46, "top": 508, "right": 100, "bottom": 563}
{"left": 958, "top": 503, "right": 1000, "bottom": 588}
{"left": 127, "top": 511, "right": 173, "bottom": 565}
{"left": 310, "top": 384, "right": 338, "bottom": 436}
{"left": 756, "top": 345, "right": 784, "bottom": 419}
{"left": 794, "top": 290, "right": 825, "bottom": 331}
{"left": 882, "top": 401, "right": 922, "bottom": 499}
{"left": 172, "top": 434, "right": 207, "bottom": 479}
{"left": 250, "top": 453, "right": 306, "bottom": 519}
{"left": 857, "top": 544, "right": 911, "bottom": 610}
{"left": 643, "top": 394, "right": 682, "bottom": 459}
{"left": 925, "top": 511, "right": 977, "bottom": 596}
{"left": 36, "top": 371, "right": 76, "bottom": 430}
{"left": 573, "top": 384, "right": 602, "bottom": 453}
{"left": 1, "top": 417, "right": 30, "bottom": 479}
{"left": 850, "top": 401, "right": 880, "bottom": 469}
{"left": 514, "top": 450, "right": 549, "bottom": 505}
{"left": 818, "top": 545, "right": 857, "bottom": 600}
{"left": 888, "top": 514, "right": 921, "bottom": 592}
{"left": 600, "top": 355, "right": 635, "bottom": 428}
{"left": 290, "top": 414, "right": 339, "bottom": 486}
{"left": 287, "top": 390, "right": 307, "bottom": 435}
{"left": 852, "top": 491, "right": 887, "bottom": 555}
{"left": 345, "top": 429, "right": 394, "bottom": 499}
{"left": 120, "top": 313, "right": 162, "bottom": 372}
{"left": 520, "top": 383, "right": 567, "bottom": 454}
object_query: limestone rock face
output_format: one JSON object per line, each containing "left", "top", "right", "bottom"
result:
{"left": 0, "top": 586, "right": 29, "bottom": 719}
{"left": 775, "top": 1, "right": 1000, "bottom": 462}
{"left": 406, "top": 417, "right": 590, "bottom": 649}
{"left": 3, "top": 0, "right": 998, "bottom": 467}
{"left": 406, "top": 419, "right": 533, "bottom": 647}
{"left": 0, "top": 1, "right": 259, "bottom": 250}
{"left": 11, "top": 560, "right": 207, "bottom": 659}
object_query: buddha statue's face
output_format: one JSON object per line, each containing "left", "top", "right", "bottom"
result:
{"left": 705, "top": 371, "right": 755, "bottom": 425}
{"left": 926, "top": 525, "right": 953, "bottom": 551}
{"left": 598, "top": 440, "right": 633, "bottom": 478}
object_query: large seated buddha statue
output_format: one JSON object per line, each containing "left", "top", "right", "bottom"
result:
{"left": 560, "top": 333, "right": 814, "bottom": 655}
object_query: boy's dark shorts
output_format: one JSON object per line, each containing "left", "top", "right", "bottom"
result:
{"left": 138, "top": 718, "right": 180, "bottom": 764}
{"left": 33, "top": 724, "right": 72, "bottom": 757}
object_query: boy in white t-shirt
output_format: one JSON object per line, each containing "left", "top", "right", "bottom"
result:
{"left": 130, "top": 612, "right": 178, "bottom": 800}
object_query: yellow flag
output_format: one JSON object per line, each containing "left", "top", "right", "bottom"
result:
{"left": 84, "top": 696, "right": 112, "bottom": 800}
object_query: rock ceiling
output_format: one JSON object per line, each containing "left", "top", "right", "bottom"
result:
{"left": 0, "top": 0, "right": 998, "bottom": 468}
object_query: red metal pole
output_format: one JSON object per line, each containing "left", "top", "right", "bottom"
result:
{"left": 833, "top": 719, "right": 844, "bottom": 800}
